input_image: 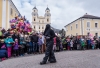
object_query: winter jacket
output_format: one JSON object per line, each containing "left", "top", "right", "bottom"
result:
{"left": 81, "top": 41, "right": 85, "bottom": 47}
{"left": 12, "top": 34, "right": 20, "bottom": 44}
{"left": 20, "top": 37, "right": 25, "bottom": 45}
{"left": 5, "top": 38, "right": 14, "bottom": 47}
{"left": 31, "top": 35, "right": 38, "bottom": 43}
{"left": 38, "top": 38, "right": 43, "bottom": 46}
{"left": 13, "top": 42, "right": 19, "bottom": 50}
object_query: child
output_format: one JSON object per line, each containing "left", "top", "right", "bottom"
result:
{"left": 38, "top": 35, "right": 43, "bottom": 54}
{"left": 5, "top": 34, "right": 14, "bottom": 58}
{"left": 13, "top": 39, "right": 19, "bottom": 57}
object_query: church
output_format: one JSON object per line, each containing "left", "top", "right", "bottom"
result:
{"left": 32, "top": 6, "right": 51, "bottom": 33}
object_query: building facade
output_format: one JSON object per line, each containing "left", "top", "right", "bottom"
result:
{"left": 32, "top": 6, "right": 51, "bottom": 33}
{"left": 0, "top": 0, "right": 20, "bottom": 30}
{"left": 65, "top": 13, "right": 100, "bottom": 37}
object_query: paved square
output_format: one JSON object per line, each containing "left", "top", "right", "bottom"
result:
{"left": 0, "top": 50, "right": 100, "bottom": 68}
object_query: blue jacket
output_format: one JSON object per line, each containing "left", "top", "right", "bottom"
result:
{"left": 5, "top": 38, "right": 14, "bottom": 47}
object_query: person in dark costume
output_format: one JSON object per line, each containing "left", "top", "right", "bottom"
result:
{"left": 40, "top": 24, "right": 57, "bottom": 65}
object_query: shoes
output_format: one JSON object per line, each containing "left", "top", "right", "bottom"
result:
{"left": 40, "top": 61, "right": 46, "bottom": 65}
{"left": 50, "top": 60, "right": 57, "bottom": 63}
{"left": 49, "top": 60, "right": 57, "bottom": 63}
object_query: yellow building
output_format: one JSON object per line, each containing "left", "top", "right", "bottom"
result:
{"left": 0, "top": 0, "right": 21, "bottom": 30}
{"left": 65, "top": 13, "right": 100, "bottom": 37}
{"left": 32, "top": 6, "right": 51, "bottom": 33}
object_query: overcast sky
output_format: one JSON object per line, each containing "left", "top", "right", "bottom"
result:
{"left": 12, "top": 0, "right": 100, "bottom": 29}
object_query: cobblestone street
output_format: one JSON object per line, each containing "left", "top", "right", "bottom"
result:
{"left": 0, "top": 50, "right": 100, "bottom": 68}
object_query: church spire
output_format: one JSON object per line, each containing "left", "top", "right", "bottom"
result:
{"left": 46, "top": 5, "right": 50, "bottom": 10}
{"left": 33, "top": 5, "right": 37, "bottom": 10}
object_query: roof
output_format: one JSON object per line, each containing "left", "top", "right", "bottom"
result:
{"left": 33, "top": 6, "right": 37, "bottom": 9}
{"left": 46, "top": 7, "right": 50, "bottom": 10}
{"left": 10, "top": 0, "right": 21, "bottom": 15}
{"left": 65, "top": 13, "right": 100, "bottom": 27}
{"left": 82, "top": 14, "right": 100, "bottom": 19}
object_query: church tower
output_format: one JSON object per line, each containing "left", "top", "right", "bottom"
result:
{"left": 45, "top": 7, "right": 51, "bottom": 24}
{"left": 32, "top": 6, "right": 38, "bottom": 23}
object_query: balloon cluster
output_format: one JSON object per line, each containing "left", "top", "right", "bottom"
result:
{"left": 9, "top": 15, "right": 32, "bottom": 33}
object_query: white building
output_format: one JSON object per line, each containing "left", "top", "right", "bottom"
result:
{"left": 32, "top": 6, "right": 51, "bottom": 33}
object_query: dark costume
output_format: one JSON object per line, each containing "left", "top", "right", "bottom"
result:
{"left": 40, "top": 24, "right": 56, "bottom": 65}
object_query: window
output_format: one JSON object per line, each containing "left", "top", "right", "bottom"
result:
{"left": 10, "top": 8, "right": 13, "bottom": 15}
{"left": 95, "top": 33, "right": 98, "bottom": 37}
{"left": 34, "top": 10, "right": 35, "bottom": 12}
{"left": 39, "top": 26, "right": 40, "bottom": 29}
{"left": 47, "top": 19, "right": 49, "bottom": 22}
{"left": 87, "top": 22, "right": 90, "bottom": 27}
{"left": 42, "top": 26, "right": 44, "bottom": 29}
{"left": 76, "top": 24, "right": 78, "bottom": 29}
{"left": 39, "top": 20, "right": 40, "bottom": 23}
{"left": 34, "top": 18, "right": 35, "bottom": 21}
{"left": 95, "top": 23, "right": 98, "bottom": 28}
{"left": 34, "top": 26, "right": 35, "bottom": 29}
{"left": 71, "top": 26, "right": 72, "bottom": 30}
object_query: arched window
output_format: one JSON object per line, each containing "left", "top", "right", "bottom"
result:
{"left": 39, "top": 26, "right": 40, "bottom": 29}
{"left": 34, "top": 26, "right": 35, "bottom": 29}
{"left": 42, "top": 26, "right": 44, "bottom": 29}
{"left": 47, "top": 19, "right": 49, "bottom": 22}
{"left": 34, "top": 18, "right": 35, "bottom": 21}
